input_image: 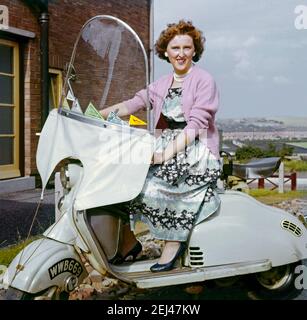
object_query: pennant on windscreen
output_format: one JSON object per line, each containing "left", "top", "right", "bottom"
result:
{"left": 66, "top": 90, "right": 75, "bottom": 101}
{"left": 85, "top": 102, "right": 104, "bottom": 120}
{"left": 129, "top": 115, "right": 147, "bottom": 126}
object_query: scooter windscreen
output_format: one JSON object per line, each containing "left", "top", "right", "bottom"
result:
{"left": 62, "top": 15, "right": 150, "bottom": 120}
{"left": 36, "top": 16, "right": 154, "bottom": 210}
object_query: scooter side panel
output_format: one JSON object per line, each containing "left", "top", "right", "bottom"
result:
{"left": 3, "top": 238, "right": 87, "bottom": 294}
{"left": 189, "top": 191, "right": 307, "bottom": 267}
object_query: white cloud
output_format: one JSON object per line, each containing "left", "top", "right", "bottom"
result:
{"left": 233, "top": 49, "right": 252, "bottom": 79}
{"left": 209, "top": 35, "right": 259, "bottom": 50}
{"left": 232, "top": 48, "right": 264, "bottom": 82}
{"left": 256, "top": 75, "right": 264, "bottom": 82}
{"left": 208, "top": 36, "right": 239, "bottom": 50}
{"left": 209, "top": 35, "right": 261, "bottom": 80}
{"left": 273, "top": 75, "right": 291, "bottom": 84}
{"left": 242, "top": 36, "right": 258, "bottom": 48}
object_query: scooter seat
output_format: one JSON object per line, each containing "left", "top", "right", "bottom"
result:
{"left": 232, "top": 157, "right": 281, "bottom": 180}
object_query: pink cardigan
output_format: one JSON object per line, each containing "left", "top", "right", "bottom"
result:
{"left": 123, "top": 66, "right": 220, "bottom": 159}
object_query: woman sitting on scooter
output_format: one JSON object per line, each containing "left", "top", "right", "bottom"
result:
{"left": 100, "top": 20, "right": 221, "bottom": 273}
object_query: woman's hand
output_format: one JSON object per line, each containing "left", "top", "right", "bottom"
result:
{"left": 99, "top": 109, "right": 109, "bottom": 119}
{"left": 99, "top": 102, "right": 129, "bottom": 119}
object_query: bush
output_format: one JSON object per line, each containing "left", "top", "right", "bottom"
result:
{"left": 235, "top": 143, "right": 293, "bottom": 160}
{"left": 236, "top": 145, "right": 264, "bottom": 160}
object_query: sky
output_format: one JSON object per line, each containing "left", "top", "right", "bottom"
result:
{"left": 153, "top": 0, "right": 307, "bottom": 119}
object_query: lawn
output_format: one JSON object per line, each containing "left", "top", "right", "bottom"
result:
{"left": 247, "top": 189, "right": 307, "bottom": 205}
{"left": 0, "top": 237, "right": 38, "bottom": 267}
{"left": 284, "top": 160, "right": 307, "bottom": 172}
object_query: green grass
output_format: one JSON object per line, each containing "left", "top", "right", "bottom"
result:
{"left": 248, "top": 189, "right": 307, "bottom": 205}
{"left": 284, "top": 160, "right": 307, "bottom": 172}
{"left": 0, "top": 237, "right": 38, "bottom": 267}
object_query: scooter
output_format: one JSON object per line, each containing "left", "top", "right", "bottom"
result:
{"left": 1, "top": 15, "right": 307, "bottom": 300}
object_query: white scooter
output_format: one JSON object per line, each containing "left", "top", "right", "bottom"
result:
{"left": 1, "top": 15, "right": 307, "bottom": 300}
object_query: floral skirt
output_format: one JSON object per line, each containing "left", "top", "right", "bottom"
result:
{"left": 128, "top": 129, "right": 221, "bottom": 242}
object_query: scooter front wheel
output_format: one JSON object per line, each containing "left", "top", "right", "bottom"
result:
{"left": 249, "top": 261, "right": 303, "bottom": 300}
{"left": 0, "top": 286, "right": 69, "bottom": 300}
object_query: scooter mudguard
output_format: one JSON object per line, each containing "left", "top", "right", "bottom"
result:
{"left": 3, "top": 238, "right": 87, "bottom": 294}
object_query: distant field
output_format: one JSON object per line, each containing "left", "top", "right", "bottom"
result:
{"left": 286, "top": 142, "right": 307, "bottom": 149}
{"left": 284, "top": 160, "right": 307, "bottom": 171}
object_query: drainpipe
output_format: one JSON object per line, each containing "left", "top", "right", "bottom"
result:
{"left": 39, "top": 11, "right": 49, "bottom": 127}
{"left": 24, "top": 0, "right": 49, "bottom": 128}
{"left": 149, "top": 0, "right": 154, "bottom": 82}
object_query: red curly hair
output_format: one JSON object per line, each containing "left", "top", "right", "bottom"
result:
{"left": 155, "top": 20, "right": 205, "bottom": 63}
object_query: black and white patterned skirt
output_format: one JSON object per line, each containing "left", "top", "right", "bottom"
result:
{"left": 128, "top": 129, "right": 221, "bottom": 242}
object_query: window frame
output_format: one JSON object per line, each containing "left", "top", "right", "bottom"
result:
{"left": 49, "top": 68, "right": 63, "bottom": 110}
{"left": 0, "top": 38, "right": 20, "bottom": 179}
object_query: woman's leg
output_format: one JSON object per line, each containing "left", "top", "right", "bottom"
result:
{"left": 157, "top": 241, "right": 181, "bottom": 264}
{"left": 105, "top": 203, "right": 142, "bottom": 264}
{"left": 119, "top": 224, "right": 139, "bottom": 257}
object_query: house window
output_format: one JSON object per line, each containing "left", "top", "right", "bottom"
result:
{"left": 0, "top": 39, "right": 20, "bottom": 179}
{"left": 49, "top": 68, "right": 62, "bottom": 110}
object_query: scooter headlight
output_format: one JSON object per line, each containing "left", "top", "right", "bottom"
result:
{"left": 60, "top": 163, "right": 82, "bottom": 190}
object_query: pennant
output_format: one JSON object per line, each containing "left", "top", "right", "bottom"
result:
{"left": 71, "top": 99, "right": 83, "bottom": 114}
{"left": 66, "top": 90, "right": 75, "bottom": 101}
{"left": 62, "top": 98, "right": 70, "bottom": 109}
{"left": 85, "top": 102, "right": 104, "bottom": 120}
{"left": 129, "top": 115, "right": 147, "bottom": 126}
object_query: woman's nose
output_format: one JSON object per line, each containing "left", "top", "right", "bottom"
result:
{"left": 178, "top": 48, "right": 185, "bottom": 57}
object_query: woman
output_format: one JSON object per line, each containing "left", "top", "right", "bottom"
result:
{"left": 100, "top": 20, "right": 221, "bottom": 272}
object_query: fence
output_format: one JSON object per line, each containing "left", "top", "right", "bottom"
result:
{"left": 248, "top": 162, "right": 297, "bottom": 193}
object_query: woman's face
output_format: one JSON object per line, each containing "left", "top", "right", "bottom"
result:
{"left": 166, "top": 34, "right": 195, "bottom": 75}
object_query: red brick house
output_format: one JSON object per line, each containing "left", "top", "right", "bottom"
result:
{"left": 0, "top": 0, "right": 153, "bottom": 192}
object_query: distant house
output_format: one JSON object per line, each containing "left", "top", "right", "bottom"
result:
{"left": 0, "top": 0, "right": 152, "bottom": 191}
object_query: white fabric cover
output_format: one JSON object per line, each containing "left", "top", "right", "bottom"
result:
{"left": 37, "top": 109, "right": 154, "bottom": 210}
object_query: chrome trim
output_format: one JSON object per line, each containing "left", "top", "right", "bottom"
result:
{"left": 58, "top": 108, "right": 150, "bottom": 137}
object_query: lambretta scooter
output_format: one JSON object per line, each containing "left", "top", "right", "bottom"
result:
{"left": 1, "top": 15, "right": 307, "bottom": 300}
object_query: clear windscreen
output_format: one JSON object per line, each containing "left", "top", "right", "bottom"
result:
{"left": 61, "top": 16, "right": 148, "bottom": 126}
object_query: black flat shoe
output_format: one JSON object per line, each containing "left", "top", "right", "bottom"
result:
{"left": 150, "top": 242, "right": 186, "bottom": 273}
{"left": 109, "top": 241, "right": 142, "bottom": 265}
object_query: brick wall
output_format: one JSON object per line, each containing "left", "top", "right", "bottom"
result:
{"left": 1, "top": 0, "right": 40, "bottom": 177}
{"left": 1, "top": 0, "right": 150, "bottom": 177}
